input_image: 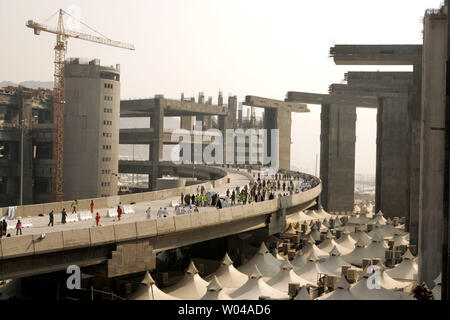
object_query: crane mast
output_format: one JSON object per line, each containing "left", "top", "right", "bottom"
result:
{"left": 26, "top": 9, "right": 134, "bottom": 202}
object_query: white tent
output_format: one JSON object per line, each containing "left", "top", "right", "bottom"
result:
{"left": 266, "top": 260, "right": 316, "bottom": 293}
{"left": 351, "top": 229, "right": 372, "bottom": 246}
{"left": 349, "top": 270, "right": 414, "bottom": 300}
{"left": 368, "top": 221, "right": 394, "bottom": 239}
{"left": 274, "top": 251, "right": 287, "bottom": 262}
{"left": 294, "top": 251, "right": 324, "bottom": 284}
{"left": 229, "top": 265, "right": 290, "bottom": 300}
{"left": 200, "top": 276, "right": 232, "bottom": 300}
{"left": 391, "top": 233, "right": 409, "bottom": 247}
{"left": 341, "top": 238, "right": 372, "bottom": 267}
{"left": 294, "top": 286, "right": 313, "bottom": 300}
{"left": 205, "top": 253, "right": 248, "bottom": 291}
{"left": 432, "top": 274, "right": 441, "bottom": 300}
{"left": 333, "top": 217, "right": 343, "bottom": 228}
{"left": 127, "top": 272, "right": 180, "bottom": 300}
{"left": 338, "top": 225, "right": 355, "bottom": 234}
{"left": 386, "top": 249, "right": 418, "bottom": 281}
{"left": 306, "top": 224, "right": 322, "bottom": 241}
{"left": 163, "top": 261, "right": 209, "bottom": 299}
{"left": 335, "top": 232, "right": 357, "bottom": 249}
{"left": 302, "top": 238, "right": 329, "bottom": 261}
{"left": 305, "top": 210, "right": 322, "bottom": 221}
{"left": 315, "top": 207, "right": 332, "bottom": 220}
{"left": 287, "top": 211, "right": 314, "bottom": 224}
{"left": 370, "top": 210, "right": 387, "bottom": 225}
{"left": 316, "top": 276, "right": 354, "bottom": 300}
{"left": 364, "top": 236, "right": 388, "bottom": 262}
{"left": 291, "top": 250, "right": 308, "bottom": 269}
{"left": 283, "top": 224, "right": 298, "bottom": 235}
{"left": 298, "top": 210, "right": 315, "bottom": 222}
{"left": 318, "top": 237, "right": 353, "bottom": 255}
{"left": 322, "top": 218, "right": 331, "bottom": 229}
{"left": 318, "top": 246, "right": 352, "bottom": 277}
{"left": 237, "top": 242, "right": 282, "bottom": 278}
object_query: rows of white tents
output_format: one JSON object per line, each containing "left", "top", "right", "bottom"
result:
{"left": 127, "top": 207, "right": 442, "bottom": 300}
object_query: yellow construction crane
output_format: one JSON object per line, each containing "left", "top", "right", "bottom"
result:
{"left": 26, "top": 9, "right": 134, "bottom": 201}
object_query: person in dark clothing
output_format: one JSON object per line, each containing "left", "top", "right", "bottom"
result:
{"left": 48, "top": 210, "right": 54, "bottom": 227}
{"left": 61, "top": 208, "right": 67, "bottom": 224}
{"left": 191, "top": 194, "right": 195, "bottom": 205}
{"left": 216, "top": 199, "right": 222, "bottom": 209}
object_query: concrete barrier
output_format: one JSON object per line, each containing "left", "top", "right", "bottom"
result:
{"left": 0, "top": 235, "right": 35, "bottom": 258}
{"left": 89, "top": 225, "right": 115, "bottom": 246}
{"left": 107, "top": 208, "right": 118, "bottom": 218}
{"left": 156, "top": 217, "right": 176, "bottom": 235}
{"left": 33, "top": 232, "right": 64, "bottom": 254}
{"left": 123, "top": 205, "right": 135, "bottom": 214}
{"left": 79, "top": 211, "right": 93, "bottom": 221}
{"left": 62, "top": 229, "right": 91, "bottom": 249}
{"left": 174, "top": 214, "right": 193, "bottom": 232}
{"left": 219, "top": 207, "right": 233, "bottom": 222}
{"left": 136, "top": 220, "right": 157, "bottom": 239}
{"left": 114, "top": 223, "right": 137, "bottom": 241}
{"left": 66, "top": 213, "right": 79, "bottom": 223}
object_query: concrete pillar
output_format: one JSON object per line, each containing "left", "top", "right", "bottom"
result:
{"left": 375, "top": 96, "right": 410, "bottom": 219}
{"left": 150, "top": 100, "right": 164, "bottom": 190}
{"left": 418, "top": 13, "right": 447, "bottom": 287}
{"left": 320, "top": 104, "right": 356, "bottom": 213}
{"left": 17, "top": 91, "right": 33, "bottom": 204}
{"left": 180, "top": 116, "right": 194, "bottom": 130}
{"left": 263, "top": 107, "right": 291, "bottom": 170}
{"left": 228, "top": 96, "right": 237, "bottom": 129}
{"left": 218, "top": 91, "right": 223, "bottom": 107}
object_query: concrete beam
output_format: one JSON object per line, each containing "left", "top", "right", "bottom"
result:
{"left": 345, "top": 71, "right": 413, "bottom": 87}
{"left": 329, "top": 84, "right": 409, "bottom": 98}
{"left": 286, "top": 91, "right": 377, "bottom": 107}
{"left": 330, "top": 45, "right": 422, "bottom": 65}
{"left": 244, "top": 95, "right": 309, "bottom": 113}
{"left": 120, "top": 98, "right": 227, "bottom": 117}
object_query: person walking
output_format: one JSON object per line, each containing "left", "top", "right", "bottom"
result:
{"left": 146, "top": 207, "right": 151, "bottom": 220}
{"left": 71, "top": 200, "right": 78, "bottom": 213}
{"left": 15, "top": 220, "right": 22, "bottom": 235}
{"left": 48, "top": 210, "right": 54, "bottom": 227}
{"left": 117, "top": 205, "right": 122, "bottom": 221}
{"left": 2, "top": 220, "right": 7, "bottom": 237}
{"left": 90, "top": 200, "right": 94, "bottom": 214}
{"left": 61, "top": 208, "right": 67, "bottom": 224}
{"left": 163, "top": 208, "right": 168, "bottom": 218}
{"left": 95, "top": 212, "right": 101, "bottom": 227}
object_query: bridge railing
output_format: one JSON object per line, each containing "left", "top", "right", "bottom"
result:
{"left": 0, "top": 176, "right": 321, "bottom": 261}
{"left": 0, "top": 165, "right": 229, "bottom": 219}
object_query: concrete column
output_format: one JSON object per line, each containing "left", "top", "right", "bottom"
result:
{"left": 375, "top": 96, "right": 410, "bottom": 219}
{"left": 418, "top": 13, "right": 447, "bottom": 287}
{"left": 320, "top": 104, "right": 356, "bottom": 213}
{"left": 150, "top": 100, "right": 164, "bottom": 190}
{"left": 408, "top": 60, "right": 423, "bottom": 247}
{"left": 17, "top": 91, "right": 33, "bottom": 204}
{"left": 228, "top": 96, "right": 237, "bottom": 129}
{"left": 263, "top": 107, "right": 291, "bottom": 170}
{"left": 180, "top": 116, "right": 194, "bottom": 130}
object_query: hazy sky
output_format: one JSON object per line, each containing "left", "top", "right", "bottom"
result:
{"left": 0, "top": 0, "right": 442, "bottom": 175}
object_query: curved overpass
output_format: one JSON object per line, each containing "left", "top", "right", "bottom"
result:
{"left": 0, "top": 166, "right": 321, "bottom": 280}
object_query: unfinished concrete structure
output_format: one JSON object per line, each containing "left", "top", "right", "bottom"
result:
{"left": 63, "top": 58, "right": 121, "bottom": 200}
{"left": 0, "top": 87, "right": 54, "bottom": 206}
{"left": 329, "top": 45, "right": 422, "bottom": 248}
{"left": 119, "top": 94, "right": 307, "bottom": 191}
{"left": 330, "top": 78, "right": 411, "bottom": 220}
{"left": 417, "top": 9, "right": 448, "bottom": 288}
{"left": 286, "top": 92, "right": 376, "bottom": 213}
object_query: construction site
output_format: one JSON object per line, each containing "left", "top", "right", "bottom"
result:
{"left": 0, "top": 1, "right": 450, "bottom": 304}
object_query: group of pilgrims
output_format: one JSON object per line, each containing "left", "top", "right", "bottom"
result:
{"left": 128, "top": 205, "right": 441, "bottom": 300}
{"left": 175, "top": 174, "right": 320, "bottom": 214}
